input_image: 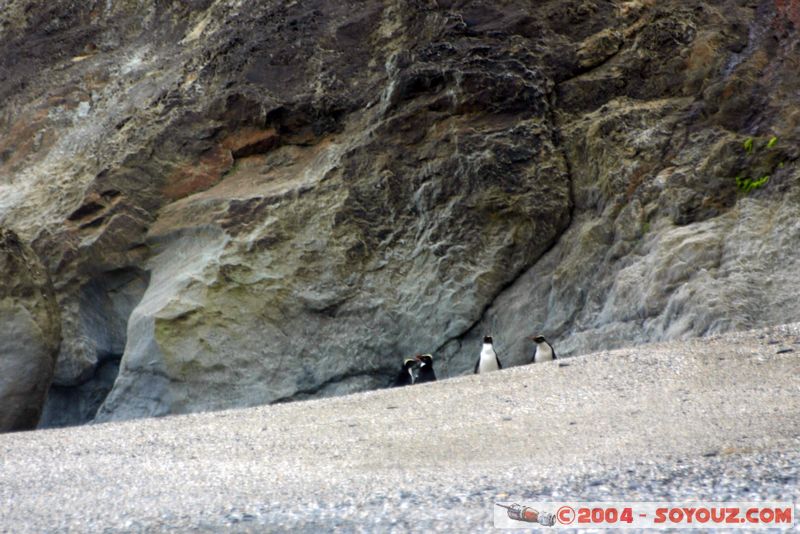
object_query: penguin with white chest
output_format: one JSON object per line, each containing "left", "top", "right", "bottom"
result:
{"left": 393, "top": 358, "right": 420, "bottom": 387}
{"left": 529, "top": 335, "right": 557, "bottom": 363}
{"left": 474, "top": 335, "right": 503, "bottom": 374}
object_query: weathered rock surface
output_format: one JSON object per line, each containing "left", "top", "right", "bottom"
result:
{"left": 0, "top": 0, "right": 798, "bottom": 423}
{"left": 0, "top": 229, "right": 60, "bottom": 431}
{"left": 448, "top": 0, "right": 800, "bottom": 371}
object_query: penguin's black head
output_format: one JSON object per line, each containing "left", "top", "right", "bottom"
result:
{"left": 402, "top": 358, "right": 419, "bottom": 370}
{"left": 416, "top": 354, "right": 434, "bottom": 367}
{"left": 483, "top": 335, "right": 493, "bottom": 344}
{"left": 531, "top": 335, "right": 546, "bottom": 343}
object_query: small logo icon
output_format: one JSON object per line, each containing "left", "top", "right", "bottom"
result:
{"left": 557, "top": 505, "right": 576, "bottom": 525}
{"left": 496, "top": 503, "right": 556, "bottom": 526}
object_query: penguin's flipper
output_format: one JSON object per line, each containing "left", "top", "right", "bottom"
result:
{"left": 496, "top": 354, "right": 503, "bottom": 369}
{"left": 474, "top": 359, "right": 480, "bottom": 374}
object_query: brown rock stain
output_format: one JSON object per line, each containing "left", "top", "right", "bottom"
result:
{"left": 775, "top": 0, "right": 800, "bottom": 29}
{"left": 221, "top": 127, "right": 280, "bottom": 158}
{"left": 684, "top": 34, "right": 718, "bottom": 73}
{"left": 161, "top": 146, "right": 234, "bottom": 201}
{"left": 0, "top": 108, "right": 52, "bottom": 172}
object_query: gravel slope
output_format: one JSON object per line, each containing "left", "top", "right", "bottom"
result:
{"left": 1, "top": 324, "right": 799, "bottom": 532}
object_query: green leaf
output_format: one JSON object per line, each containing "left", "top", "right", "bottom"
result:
{"left": 767, "top": 136, "right": 778, "bottom": 149}
{"left": 735, "top": 174, "right": 769, "bottom": 194}
{"left": 743, "top": 137, "right": 754, "bottom": 153}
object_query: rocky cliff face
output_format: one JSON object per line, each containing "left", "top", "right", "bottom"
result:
{"left": 456, "top": 0, "right": 800, "bottom": 370}
{"left": 0, "top": 0, "right": 798, "bottom": 426}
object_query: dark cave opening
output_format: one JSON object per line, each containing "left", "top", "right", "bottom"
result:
{"left": 38, "top": 267, "right": 149, "bottom": 429}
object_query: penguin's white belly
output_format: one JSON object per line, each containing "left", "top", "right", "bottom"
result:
{"left": 534, "top": 344, "right": 554, "bottom": 362}
{"left": 478, "top": 348, "right": 500, "bottom": 373}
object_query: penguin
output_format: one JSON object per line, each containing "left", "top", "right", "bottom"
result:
{"left": 415, "top": 354, "right": 437, "bottom": 383}
{"left": 474, "top": 335, "right": 503, "bottom": 374}
{"left": 393, "top": 358, "right": 420, "bottom": 387}
{"left": 529, "top": 335, "right": 557, "bottom": 363}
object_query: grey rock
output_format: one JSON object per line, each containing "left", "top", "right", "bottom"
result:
{"left": 38, "top": 358, "right": 120, "bottom": 429}
{"left": 39, "top": 268, "right": 148, "bottom": 427}
{"left": 0, "top": 229, "right": 61, "bottom": 432}
{"left": 0, "top": 0, "right": 799, "bottom": 423}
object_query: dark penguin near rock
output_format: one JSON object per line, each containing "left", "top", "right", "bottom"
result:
{"left": 474, "top": 335, "right": 502, "bottom": 374}
{"left": 393, "top": 358, "right": 420, "bottom": 387}
{"left": 529, "top": 335, "right": 557, "bottom": 363}
{"left": 415, "top": 354, "right": 437, "bottom": 383}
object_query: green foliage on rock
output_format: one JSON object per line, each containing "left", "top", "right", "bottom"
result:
{"left": 735, "top": 175, "right": 769, "bottom": 193}
{"left": 733, "top": 134, "right": 782, "bottom": 194}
